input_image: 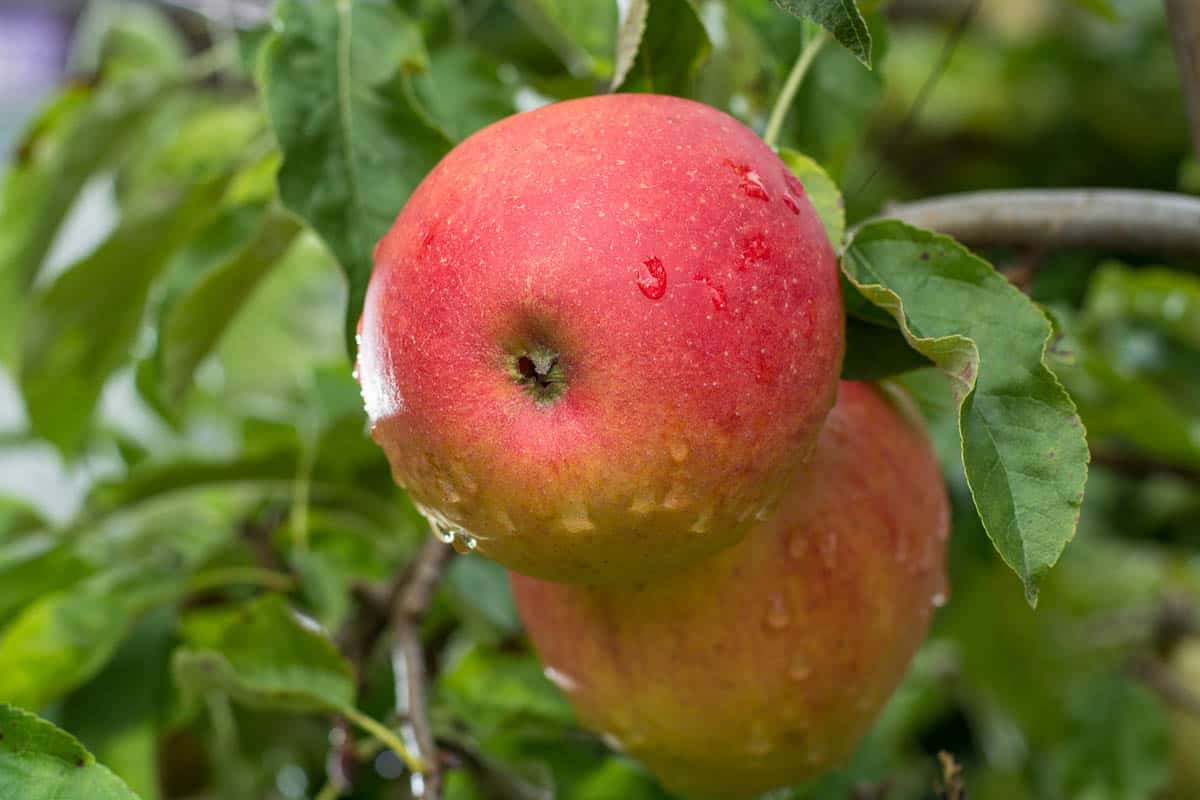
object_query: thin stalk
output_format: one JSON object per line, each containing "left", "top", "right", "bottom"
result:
{"left": 763, "top": 31, "right": 829, "bottom": 149}
{"left": 341, "top": 706, "right": 426, "bottom": 775}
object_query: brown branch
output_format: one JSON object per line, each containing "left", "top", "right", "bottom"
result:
{"left": 334, "top": 536, "right": 452, "bottom": 797}
{"left": 391, "top": 536, "right": 453, "bottom": 800}
{"left": 936, "top": 751, "right": 966, "bottom": 800}
{"left": 1129, "top": 654, "right": 1200, "bottom": 719}
{"left": 1089, "top": 449, "right": 1200, "bottom": 486}
{"left": 879, "top": 190, "right": 1200, "bottom": 256}
{"left": 1166, "top": 0, "right": 1200, "bottom": 161}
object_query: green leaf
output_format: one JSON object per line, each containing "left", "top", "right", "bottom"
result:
{"left": 0, "top": 76, "right": 171, "bottom": 365}
{"left": 438, "top": 643, "right": 576, "bottom": 742}
{"left": 611, "top": 0, "right": 712, "bottom": 96}
{"left": 1066, "top": 0, "right": 1119, "bottom": 22}
{"left": 444, "top": 555, "right": 522, "bottom": 640}
{"left": 0, "top": 704, "right": 140, "bottom": 800}
{"left": 259, "top": 0, "right": 452, "bottom": 352}
{"left": 0, "top": 585, "right": 136, "bottom": 711}
{"left": 778, "top": 148, "right": 845, "bottom": 247}
{"left": 59, "top": 610, "right": 175, "bottom": 800}
{"left": 842, "top": 221, "right": 1089, "bottom": 604}
{"left": 508, "top": 0, "right": 619, "bottom": 77}
{"left": 19, "top": 181, "right": 225, "bottom": 453}
{"left": 413, "top": 46, "right": 518, "bottom": 142}
{"left": 173, "top": 593, "right": 355, "bottom": 712}
{"left": 159, "top": 208, "right": 301, "bottom": 406}
{"left": 1084, "top": 263, "right": 1200, "bottom": 351}
{"left": 772, "top": 0, "right": 872, "bottom": 68}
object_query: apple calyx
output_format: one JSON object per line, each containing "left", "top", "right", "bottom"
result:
{"left": 512, "top": 344, "right": 566, "bottom": 404}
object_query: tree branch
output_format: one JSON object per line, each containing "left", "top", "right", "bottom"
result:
{"left": 391, "top": 536, "right": 453, "bottom": 800}
{"left": 1130, "top": 654, "right": 1200, "bottom": 719}
{"left": 1090, "top": 449, "right": 1200, "bottom": 486}
{"left": 880, "top": 189, "right": 1200, "bottom": 256}
{"left": 1167, "top": 0, "right": 1200, "bottom": 161}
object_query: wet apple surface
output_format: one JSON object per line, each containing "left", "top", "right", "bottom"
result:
{"left": 358, "top": 94, "right": 844, "bottom": 584}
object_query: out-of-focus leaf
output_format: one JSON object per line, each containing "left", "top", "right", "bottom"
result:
{"left": 779, "top": 148, "right": 845, "bottom": 246}
{"left": 843, "top": 221, "right": 1089, "bottom": 605}
{"left": 1038, "top": 677, "right": 1169, "bottom": 800}
{"left": 611, "top": 0, "right": 711, "bottom": 96}
{"left": 19, "top": 181, "right": 225, "bottom": 453}
{"left": 259, "top": 0, "right": 452, "bottom": 351}
{"left": 508, "top": 0, "right": 618, "bottom": 77}
{"left": 1085, "top": 263, "right": 1200, "bottom": 351}
{"left": 414, "top": 46, "right": 517, "bottom": 141}
{"left": 0, "top": 572, "right": 168, "bottom": 711}
{"left": 0, "top": 704, "right": 140, "bottom": 800}
{"left": 159, "top": 209, "right": 301, "bottom": 406}
{"left": 438, "top": 643, "right": 575, "bottom": 742}
{"left": 59, "top": 609, "right": 175, "bottom": 800}
{"left": 72, "top": 0, "right": 187, "bottom": 78}
{"left": 772, "top": 0, "right": 872, "bottom": 67}
{"left": 444, "top": 555, "right": 522, "bottom": 640}
{"left": 0, "top": 537, "right": 91, "bottom": 624}
{"left": 842, "top": 316, "right": 935, "bottom": 381}
{"left": 1067, "top": 0, "right": 1119, "bottom": 22}
{"left": 173, "top": 593, "right": 355, "bottom": 712}
{"left": 0, "top": 76, "right": 170, "bottom": 365}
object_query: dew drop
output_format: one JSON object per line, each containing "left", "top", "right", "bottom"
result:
{"left": 782, "top": 170, "right": 806, "bottom": 197}
{"left": 765, "top": 594, "right": 791, "bottom": 630}
{"left": 692, "top": 272, "right": 727, "bottom": 311}
{"left": 433, "top": 522, "right": 456, "bottom": 545}
{"left": 738, "top": 231, "right": 771, "bottom": 271}
{"left": 787, "top": 534, "right": 808, "bottom": 560}
{"left": 495, "top": 509, "right": 517, "bottom": 532}
{"left": 662, "top": 482, "right": 692, "bottom": 511}
{"left": 754, "top": 503, "right": 775, "bottom": 522}
{"left": 543, "top": 666, "right": 578, "bottom": 693}
{"left": 636, "top": 256, "right": 667, "bottom": 300}
{"left": 451, "top": 533, "right": 478, "bottom": 554}
{"left": 745, "top": 724, "right": 772, "bottom": 757}
{"left": 601, "top": 732, "right": 626, "bottom": 753}
{"left": 782, "top": 195, "right": 801, "bottom": 215}
{"left": 931, "top": 591, "right": 948, "bottom": 609}
{"left": 628, "top": 487, "right": 657, "bottom": 514}
{"left": 560, "top": 500, "right": 596, "bottom": 533}
{"left": 818, "top": 531, "right": 838, "bottom": 569}
{"left": 669, "top": 441, "right": 689, "bottom": 463}
{"left": 788, "top": 655, "right": 811, "bottom": 682}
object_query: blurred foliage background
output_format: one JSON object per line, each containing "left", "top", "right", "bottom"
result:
{"left": 1, "top": 0, "right": 1199, "bottom": 799}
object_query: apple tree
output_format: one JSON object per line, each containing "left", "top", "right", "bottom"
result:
{"left": 1, "top": 0, "right": 1199, "bottom": 798}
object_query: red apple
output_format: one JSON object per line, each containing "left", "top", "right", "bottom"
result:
{"left": 511, "top": 381, "right": 950, "bottom": 798}
{"left": 358, "top": 94, "right": 843, "bottom": 583}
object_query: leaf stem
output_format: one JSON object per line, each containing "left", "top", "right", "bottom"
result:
{"left": 763, "top": 31, "right": 828, "bottom": 149}
{"left": 186, "top": 566, "right": 297, "bottom": 595}
{"left": 341, "top": 705, "right": 426, "bottom": 775}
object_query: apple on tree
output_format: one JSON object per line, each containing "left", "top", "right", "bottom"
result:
{"left": 357, "top": 94, "right": 844, "bottom": 584}
{"left": 511, "top": 381, "right": 951, "bottom": 798}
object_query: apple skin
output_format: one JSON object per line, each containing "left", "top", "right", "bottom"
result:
{"left": 510, "top": 381, "right": 950, "bottom": 798}
{"left": 358, "top": 94, "right": 843, "bottom": 584}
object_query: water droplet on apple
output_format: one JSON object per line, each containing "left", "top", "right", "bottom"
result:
{"left": 692, "top": 272, "right": 727, "bottom": 311}
{"left": 788, "top": 655, "right": 811, "bottom": 682}
{"left": 543, "top": 666, "right": 578, "bottom": 693}
{"left": 662, "top": 482, "right": 692, "bottom": 510}
{"left": 818, "top": 531, "right": 838, "bottom": 568}
{"left": 432, "top": 522, "right": 456, "bottom": 544}
{"left": 765, "top": 594, "right": 791, "bottom": 630}
{"left": 560, "top": 499, "right": 596, "bottom": 533}
{"left": 628, "top": 487, "right": 657, "bottom": 514}
{"left": 495, "top": 509, "right": 517, "bottom": 532}
{"left": 754, "top": 503, "right": 775, "bottom": 522}
{"left": 601, "top": 732, "right": 626, "bottom": 753}
{"left": 782, "top": 195, "right": 801, "bottom": 215}
{"left": 738, "top": 231, "right": 770, "bottom": 271}
{"left": 451, "top": 532, "right": 478, "bottom": 554}
{"left": 931, "top": 591, "right": 948, "bottom": 609}
{"left": 636, "top": 256, "right": 667, "bottom": 300}
{"left": 787, "top": 534, "right": 808, "bottom": 560}
{"left": 689, "top": 510, "right": 711, "bottom": 533}
{"left": 669, "top": 441, "right": 689, "bottom": 463}
{"left": 745, "top": 724, "right": 772, "bottom": 757}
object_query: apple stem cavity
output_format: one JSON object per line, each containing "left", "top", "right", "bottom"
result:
{"left": 512, "top": 344, "right": 566, "bottom": 404}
